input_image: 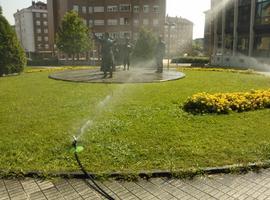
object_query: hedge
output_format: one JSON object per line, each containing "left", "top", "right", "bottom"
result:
{"left": 27, "top": 59, "right": 60, "bottom": 66}
{"left": 171, "top": 57, "right": 209, "bottom": 64}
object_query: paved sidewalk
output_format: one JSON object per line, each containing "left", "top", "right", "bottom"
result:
{"left": 2, "top": 169, "right": 270, "bottom": 200}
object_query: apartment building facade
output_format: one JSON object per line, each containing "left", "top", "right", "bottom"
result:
{"left": 165, "top": 16, "right": 193, "bottom": 56}
{"left": 47, "top": 0, "right": 166, "bottom": 54}
{"left": 205, "top": 0, "right": 270, "bottom": 68}
{"left": 14, "top": 1, "right": 51, "bottom": 59}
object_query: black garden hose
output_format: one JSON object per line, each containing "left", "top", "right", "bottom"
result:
{"left": 72, "top": 136, "right": 115, "bottom": 200}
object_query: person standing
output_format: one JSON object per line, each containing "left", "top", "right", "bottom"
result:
{"left": 122, "top": 37, "right": 132, "bottom": 71}
{"left": 93, "top": 32, "right": 114, "bottom": 78}
{"left": 155, "top": 36, "right": 166, "bottom": 73}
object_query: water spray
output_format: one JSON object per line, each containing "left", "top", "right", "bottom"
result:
{"left": 71, "top": 136, "right": 115, "bottom": 200}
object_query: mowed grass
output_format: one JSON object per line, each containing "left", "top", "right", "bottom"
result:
{"left": 0, "top": 68, "right": 270, "bottom": 175}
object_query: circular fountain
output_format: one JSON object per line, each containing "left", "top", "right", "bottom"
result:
{"left": 49, "top": 67, "right": 185, "bottom": 83}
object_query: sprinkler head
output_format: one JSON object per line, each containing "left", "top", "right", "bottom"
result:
{"left": 70, "top": 136, "right": 84, "bottom": 153}
{"left": 72, "top": 136, "right": 77, "bottom": 148}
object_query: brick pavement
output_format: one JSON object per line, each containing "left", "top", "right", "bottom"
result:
{"left": 2, "top": 169, "right": 270, "bottom": 199}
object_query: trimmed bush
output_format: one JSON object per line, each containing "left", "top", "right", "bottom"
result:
{"left": 27, "top": 59, "right": 60, "bottom": 66}
{"left": 183, "top": 90, "right": 270, "bottom": 114}
{"left": 0, "top": 11, "right": 26, "bottom": 76}
{"left": 171, "top": 57, "right": 209, "bottom": 64}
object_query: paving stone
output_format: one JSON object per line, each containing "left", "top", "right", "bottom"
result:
{"left": 3, "top": 169, "right": 270, "bottom": 199}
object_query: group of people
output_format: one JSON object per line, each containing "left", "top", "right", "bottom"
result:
{"left": 93, "top": 32, "right": 165, "bottom": 78}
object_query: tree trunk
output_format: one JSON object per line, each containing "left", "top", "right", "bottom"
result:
{"left": 72, "top": 54, "right": 75, "bottom": 66}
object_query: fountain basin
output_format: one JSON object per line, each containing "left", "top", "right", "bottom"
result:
{"left": 49, "top": 68, "right": 185, "bottom": 83}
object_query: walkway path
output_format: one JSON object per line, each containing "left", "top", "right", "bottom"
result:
{"left": 2, "top": 169, "right": 270, "bottom": 200}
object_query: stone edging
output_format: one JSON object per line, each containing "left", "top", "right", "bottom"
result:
{"left": 1, "top": 161, "right": 270, "bottom": 180}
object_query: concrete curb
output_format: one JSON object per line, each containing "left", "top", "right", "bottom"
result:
{"left": 1, "top": 161, "right": 270, "bottom": 180}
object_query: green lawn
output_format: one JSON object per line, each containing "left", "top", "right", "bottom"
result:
{"left": 0, "top": 68, "right": 270, "bottom": 175}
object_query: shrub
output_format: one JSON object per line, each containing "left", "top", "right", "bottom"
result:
{"left": 0, "top": 11, "right": 26, "bottom": 76}
{"left": 183, "top": 90, "right": 270, "bottom": 114}
{"left": 171, "top": 57, "right": 209, "bottom": 64}
{"left": 132, "top": 28, "right": 157, "bottom": 62}
{"left": 27, "top": 59, "right": 60, "bottom": 66}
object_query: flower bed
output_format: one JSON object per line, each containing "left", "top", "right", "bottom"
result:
{"left": 25, "top": 66, "right": 95, "bottom": 73}
{"left": 183, "top": 89, "right": 270, "bottom": 114}
{"left": 178, "top": 67, "right": 255, "bottom": 74}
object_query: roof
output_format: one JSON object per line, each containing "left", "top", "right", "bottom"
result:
{"left": 166, "top": 16, "right": 194, "bottom": 25}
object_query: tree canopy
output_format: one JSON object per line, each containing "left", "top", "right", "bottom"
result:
{"left": 132, "top": 28, "right": 157, "bottom": 62}
{"left": 56, "top": 11, "right": 92, "bottom": 59}
{"left": 0, "top": 8, "right": 26, "bottom": 76}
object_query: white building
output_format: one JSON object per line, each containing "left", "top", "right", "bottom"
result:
{"left": 165, "top": 16, "right": 193, "bottom": 57}
{"left": 14, "top": 1, "right": 51, "bottom": 59}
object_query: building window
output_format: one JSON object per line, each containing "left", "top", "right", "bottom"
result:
{"left": 82, "top": 6, "right": 87, "bottom": 14}
{"left": 45, "top": 44, "right": 49, "bottom": 49}
{"left": 73, "top": 5, "right": 79, "bottom": 12}
{"left": 43, "top": 13, "right": 47, "bottom": 18}
{"left": 143, "top": 19, "right": 149, "bottom": 25}
{"left": 37, "top": 28, "right": 41, "bottom": 33}
{"left": 43, "top": 21, "right": 48, "bottom": 26}
{"left": 153, "top": 19, "right": 159, "bottom": 26}
{"left": 36, "top": 13, "right": 40, "bottom": 18}
{"left": 44, "top": 36, "right": 48, "bottom": 41}
{"left": 89, "top": 20, "right": 93, "bottom": 27}
{"left": 120, "top": 18, "right": 129, "bottom": 25}
{"left": 153, "top": 5, "right": 160, "bottom": 13}
{"left": 256, "top": 0, "right": 270, "bottom": 24}
{"left": 133, "top": 5, "right": 139, "bottom": 13}
{"left": 133, "top": 19, "right": 139, "bottom": 26}
{"left": 89, "top": 6, "right": 93, "bottom": 13}
{"left": 94, "top": 6, "right": 104, "bottom": 13}
{"left": 107, "top": 5, "right": 118, "bottom": 12}
{"left": 95, "top": 33, "right": 103, "bottom": 37}
{"left": 38, "top": 44, "right": 42, "bottom": 49}
{"left": 239, "top": 0, "right": 251, "bottom": 6}
{"left": 237, "top": 35, "right": 249, "bottom": 54}
{"left": 238, "top": 2, "right": 251, "bottom": 28}
{"left": 109, "top": 32, "right": 119, "bottom": 39}
{"left": 133, "top": 32, "right": 139, "bottom": 40}
{"left": 143, "top": 5, "right": 149, "bottom": 13}
{"left": 36, "top": 20, "right": 41, "bottom": 26}
{"left": 44, "top": 28, "right": 48, "bottom": 33}
{"left": 37, "top": 36, "right": 42, "bottom": 41}
{"left": 255, "top": 35, "right": 270, "bottom": 50}
{"left": 107, "top": 19, "right": 118, "bottom": 26}
{"left": 119, "top": 4, "right": 131, "bottom": 12}
{"left": 120, "top": 31, "right": 131, "bottom": 38}
{"left": 225, "top": 1, "right": 234, "bottom": 31}
{"left": 83, "top": 19, "right": 87, "bottom": 25}
{"left": 94, "top": 20, "right": 105, "bottom": 26}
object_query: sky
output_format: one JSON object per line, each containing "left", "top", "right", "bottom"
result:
{"left": 0, "top": 0, "right": 210, "bottom": 39}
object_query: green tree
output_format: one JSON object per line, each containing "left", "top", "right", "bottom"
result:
{"left": 132, "top": 28, "right": 157, "bottom": 62}
{"left": 56, "top": 11, "right": 92, "bottom": 62}
{"left": 0, "top": 7, "right": 26, "bottom": 76}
